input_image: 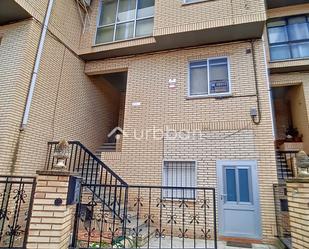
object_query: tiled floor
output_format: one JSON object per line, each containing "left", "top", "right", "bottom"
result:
{"left": 146, "top": 237, "right": 277, "bottom": 249}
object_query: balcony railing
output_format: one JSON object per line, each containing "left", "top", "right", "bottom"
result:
{"left": 275, "top": 151, "right": 298, "bottom": 180}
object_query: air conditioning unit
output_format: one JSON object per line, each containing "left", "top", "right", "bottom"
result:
{"left": 83, "top": 0, "right": 92, "bottom": 7}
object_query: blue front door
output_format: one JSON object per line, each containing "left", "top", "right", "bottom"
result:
{"left": 217, "top": 160, "right": 262, "bottom": 239}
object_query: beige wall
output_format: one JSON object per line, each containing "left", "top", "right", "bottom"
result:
{"left": 79, "top": 0, "right": 266, "bottom": 55}
{"left": 86, "top": 40, "right": 278, "bottom": 242}
{"left": 0, "top": 14, "right": 119, "bottom": 175}
{"left": 289, "top": 85, "right": 309, "bottom": 153}
{"left": 0, "top": 20, "right": 37, "bottom": 175}
{"left": 153, "top": 0, "right": 265, "bottom": 36}
{"left": 15, "top": 0, "right": 83, "bottom": 53}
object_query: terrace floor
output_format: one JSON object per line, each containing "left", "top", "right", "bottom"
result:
{"left": 145, "top": 237, "right": 277, "bottom": 249}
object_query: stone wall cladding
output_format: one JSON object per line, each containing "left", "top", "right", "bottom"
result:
{"left": 85, "top": 40, "right": 278, "bottom": 242}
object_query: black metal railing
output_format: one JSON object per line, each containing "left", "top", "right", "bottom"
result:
{"left": 46, "top": 142, "right": 217, "bottom": 248}
{"left": 45, "top": 141, "right": 128, "bottom": 221}
{"left": 71, "top": 184, "right": 217, "bottom": 249}
{"left": 276, "top": 151, "right": 298, "bottom": 180}
{"left": 273, "top": 184, "right": 291, "bottom": 249}
{"left": 0, "top": 176, "right": 36, "bottom": 248}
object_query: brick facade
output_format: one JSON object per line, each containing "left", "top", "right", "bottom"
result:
{"left": 27, "top": 171, "right": 75, "bottom": 249}
{"left": 0, "top": 0, "right": 308, "bottom": 246}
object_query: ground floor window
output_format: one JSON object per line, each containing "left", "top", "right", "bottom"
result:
{"left": 163, "top": 161, "right": 196, "bottom": 199}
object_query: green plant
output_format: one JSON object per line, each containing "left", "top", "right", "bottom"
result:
{"left": 89, "top": 241, "right": 110, "bottom": 248}
{"left": 112, "top": 236, "right": 142, "bottom": 248}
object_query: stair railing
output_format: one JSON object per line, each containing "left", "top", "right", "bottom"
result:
{"left": 276, "top": 150, "right": 298, "bottom": 180}
{"left": 45, "top": 141, "right": 128, "bottom": 221}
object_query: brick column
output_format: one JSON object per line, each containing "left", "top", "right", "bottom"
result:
{"left": 27, "top": 171, "right": 76, "bottom": 249}
{"left": 286, "top": 178, "right": 309, "bottom": 249}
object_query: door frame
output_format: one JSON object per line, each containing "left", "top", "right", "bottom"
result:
{"left": 216, "top": 160, "right": 262, "bottom": 240}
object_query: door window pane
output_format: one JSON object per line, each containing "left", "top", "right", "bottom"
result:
{"left": 115, "top": 22, "right": 134, "bottom": 40}
{"left": 190, "top": 63, "right": 208, "bottom": 95}
{"left": 268, "top": 26, "right": 288, "bottom": 44}
{"left": 117, "top": 0, "right": 136, "bottom": 22}
{"left": 226, "top": 169, "right": 237, "bottom": 202}
{"left": 136, "top": 18, "right": 154, "bottom": 37}
{"left": 96, "top": 26, "right": 115, "bottom": 44}
{"left": 239, "top": 169, "right": 250, "bottom": 202}
{"left": 270, "top": 44, "right": 291, "bottom": 61}
{"left": 291, "top": 42, "right": 309, "bottom": 58}
{"left": 137, "top": 0, "right": 155, "bottom": 18}
{"left": 99, "top": 0, "right": 117, "bottom": 26}
{"left": 209, "top": 58, "right": 229, "bottom": 94}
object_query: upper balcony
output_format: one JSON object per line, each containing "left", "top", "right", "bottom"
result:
{"left": 267, "top": 0, "right": 308, "bottom": 9}
{"left": 79, "top": 0, "right": 266, "bottom": 60}
{"left": 266, "top": 13, "right": 309, "bottom": 73}
{"left": 0, "top": 0, "right": 31, "bottom": 25}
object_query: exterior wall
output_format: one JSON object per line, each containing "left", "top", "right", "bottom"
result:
{"left": 0, "top": 15, "right": 119, "bottom": 175}
{"left": 86, "top": 40, "right": 278, "bottom": 242}
{"left": 15, "top": 0, "right": 83, "bottom": 53}
{"left": 13, "top": 20, "right": 119, "bottom": 175}
{"left": 79, "top": 0, "right": 266, "bottom": 55}
{"left": 153, "top": 0, "right": 265, "bottom": 36}
{"left": 0, "top": 20, "right": 38, "bottom": 175}
{"left": 286, "top": 179, "right": 309, "bottom": 249}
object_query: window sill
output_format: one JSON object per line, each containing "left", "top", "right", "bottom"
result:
{"left": 186, "top": 94, "right": 233, "bottom": 100}
{"left": 93, "top": 34, "right": 154, "bottom": 47}
{"left": 163, "top": 197, "right": 197, "bottom": 203}
{"left": 270, "top": 56, "right": 309, "bottom": 63}
{"left": 182, "top": 0, "right": 214, "bottom": 6}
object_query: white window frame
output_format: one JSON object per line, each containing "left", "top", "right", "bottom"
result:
{"left": 183, "top": 0, "right": 208, "bottom": 4}
{"left": 187, "top": 56, "right": 232, "bottom": 98}
{"left": 162, "top": 160, "right": 197, "bottom": 199}
{"left": 95, "top": 0, "right": 155, "bottom": 45}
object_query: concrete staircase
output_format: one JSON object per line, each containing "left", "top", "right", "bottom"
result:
{"left": 95, "top": 142, "right": 116, "bottom": 157}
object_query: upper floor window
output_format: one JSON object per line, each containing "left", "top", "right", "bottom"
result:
{"left": 189, "top": 57, "right": 230, "bottom": 97}
{"left": 267, "top": 15, "right": 309, "bottom": 61}
{"left": 96, "top": 0, "right": 154, "bottom": 44}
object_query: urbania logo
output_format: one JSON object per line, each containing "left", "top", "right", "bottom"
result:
{"left": 108, "top": 125, "right": 247, "bottom": 141}
{"left": 108, "top": 126, "right": 204, "bottom": 141}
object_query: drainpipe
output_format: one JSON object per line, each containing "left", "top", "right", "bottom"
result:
{"left": 250, "top": 40, "right": 262, "bottom": 125}
{"left": 20, "top": 0, "right": 55, "bottom": 130}
{"left": 262, "top": 35, "right": 275, "bottom": 138}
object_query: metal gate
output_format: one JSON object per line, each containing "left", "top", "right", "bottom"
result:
{"left": 0, "top": 176, "right": 36, "bottom": 248}
{"left": 273, "top": 184, "right": 291, "bottom": 249}
{"left": 71, "top": 183, "right": 217, "bottom": 249}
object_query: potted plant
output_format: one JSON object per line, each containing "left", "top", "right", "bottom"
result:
{"left": 53, "top": 139, "right": 70, "bottom": 170}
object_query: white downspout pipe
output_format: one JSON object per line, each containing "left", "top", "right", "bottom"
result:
{"left": 20, "top": 0, "right": 54, "bottom": 130}
{"left": 262, "top": 35, "right": 275, "bottom": 138}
